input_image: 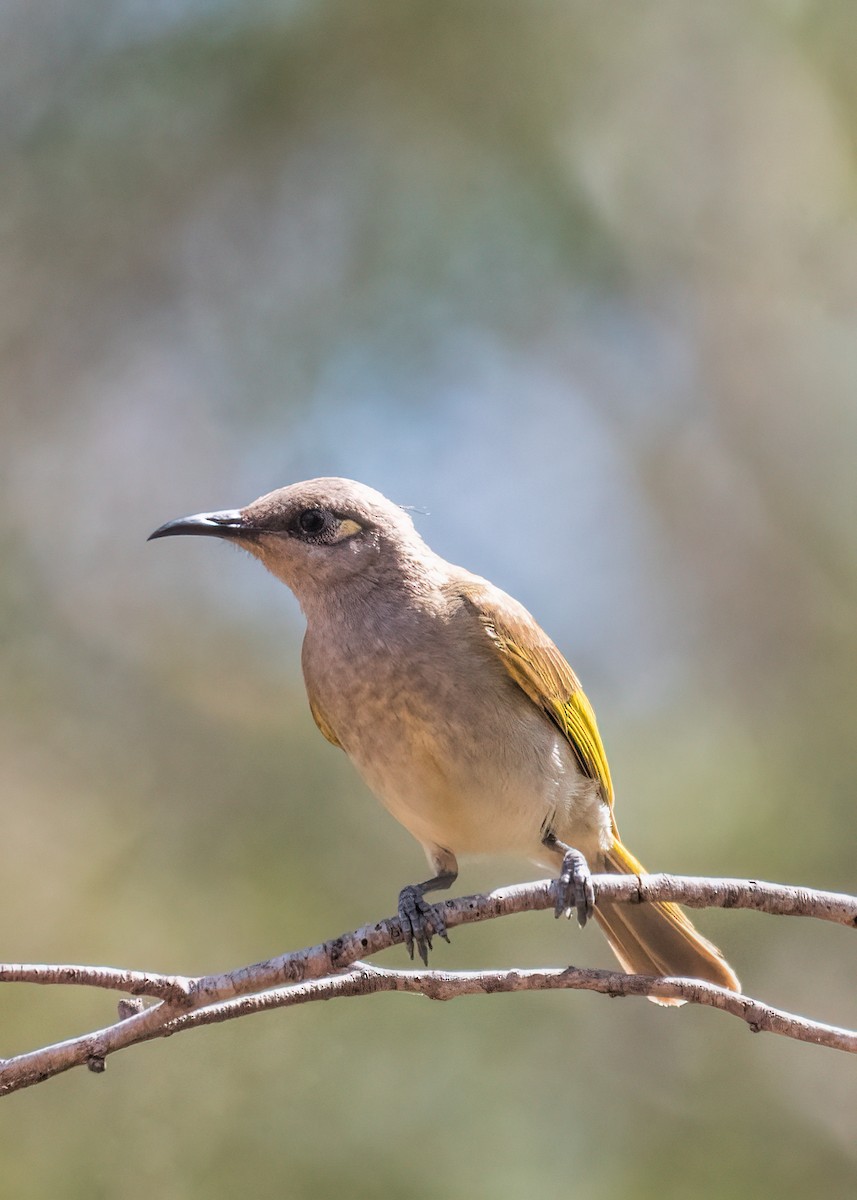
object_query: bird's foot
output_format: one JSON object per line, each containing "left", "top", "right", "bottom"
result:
{"left": 555, "top": 847, "right": 595, "bottom": 927}
{"left": 397, "top": 885, "right": 449, "bottom": 966}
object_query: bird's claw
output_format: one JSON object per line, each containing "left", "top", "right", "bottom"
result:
{"left": 555, "top": 847, "right": 595, "bottom": 927}
{"left": 397, "top": 885, "right": 449, "bottom": 965}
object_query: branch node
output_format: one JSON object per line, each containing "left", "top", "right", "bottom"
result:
{"left": 117, "top": 998, "right": 146, "bottom": 1021}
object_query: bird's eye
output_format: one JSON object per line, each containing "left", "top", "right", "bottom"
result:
{"left": 297, "top": 508, "right": 328, "bottom": 536}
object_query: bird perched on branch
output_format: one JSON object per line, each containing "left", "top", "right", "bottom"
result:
{"left": 150, "top": 477, "right": 739, "bottom": 1001}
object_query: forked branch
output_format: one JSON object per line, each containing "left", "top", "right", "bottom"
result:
{"left": 1, "top": 873, "right": 855, "bottom": 1096}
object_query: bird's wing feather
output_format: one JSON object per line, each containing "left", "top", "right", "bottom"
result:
{"left": 307, "top": 695, "right": 342, "bottom": 748}
{"left": 460, "top": 582, "right": 615, "bottom": 812}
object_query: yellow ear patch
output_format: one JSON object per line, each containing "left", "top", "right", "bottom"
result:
{"left": 331, "top": 518, "right": 362, "bottom": 541}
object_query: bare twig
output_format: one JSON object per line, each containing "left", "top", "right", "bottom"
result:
{"left": 1, "top": 873, "right": 854, "bottom": 1096}
{"left": 0, "top": 963, "right": 192, "bottom": 1003}
{"left": 130, "top": 963, "right": 857, "bottom": 1056}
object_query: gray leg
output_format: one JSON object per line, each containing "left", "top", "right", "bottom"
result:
{"left": 398, "top": 846, "right": 458, "bottom": 966}
{"left": 541, "top": 831, "right": 595, "bottom": 927}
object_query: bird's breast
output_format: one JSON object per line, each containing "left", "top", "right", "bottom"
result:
{"left": 302, "top": 616, "right": 607, "bottom": 859}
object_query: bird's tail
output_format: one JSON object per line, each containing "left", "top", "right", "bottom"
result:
{"left": 594, "top": 838, "right": 740, "bottom": 1006}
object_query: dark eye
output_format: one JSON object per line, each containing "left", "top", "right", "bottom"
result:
{"left": 297, "top": 508, "right": 328, "bottom": 536}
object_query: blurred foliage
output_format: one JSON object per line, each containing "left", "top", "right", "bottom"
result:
{"left": 2, "top": 0, "right": 857, "bottom": 1195}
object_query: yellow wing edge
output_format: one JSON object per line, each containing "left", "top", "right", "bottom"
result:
{"left": 466, "top": 585, "right": 615, "bottom": 809}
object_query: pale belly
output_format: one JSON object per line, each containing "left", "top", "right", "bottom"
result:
{"left": 307, "top": 639, "right": 611, "bottom": 864}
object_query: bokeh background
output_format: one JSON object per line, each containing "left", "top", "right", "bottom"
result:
{"left": 3, "top": 1, "right": 857, "bottom": 1195}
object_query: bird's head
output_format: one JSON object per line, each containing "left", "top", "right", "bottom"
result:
{"left": 148, "top": 477, "right": 423, "bottom": 605}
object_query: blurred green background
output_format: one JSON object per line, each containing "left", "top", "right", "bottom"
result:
{"left": 3, "top": 0, "right": 857, "bottom": 1194}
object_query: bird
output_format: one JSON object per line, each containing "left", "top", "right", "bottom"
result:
{"left": 149, "top": 477, "right": 739, "bottom": 1001}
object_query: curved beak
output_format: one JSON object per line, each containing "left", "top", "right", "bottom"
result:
{"left": 147, "top": 509, "right": 248, "bottom": 542}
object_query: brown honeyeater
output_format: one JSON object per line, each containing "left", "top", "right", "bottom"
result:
{"left": 150, "top": 477, "right": 739, "bottom": 1003}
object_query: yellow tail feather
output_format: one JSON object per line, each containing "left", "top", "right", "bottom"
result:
{"left": 595, "top": 839, "right": 740, "bottom": 1006}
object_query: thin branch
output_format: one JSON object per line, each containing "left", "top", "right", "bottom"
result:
{"left": 133, "top": 963, "right": 857, "bottom": 1056}
{"left": 1, "top": 873, "right": 854, "bottom": 1095}
{"left": 3, "top": 872, "right": 853, "bottom": 1000}
{"left": 0, "top": 964, "right": 192, "bottom": 1003}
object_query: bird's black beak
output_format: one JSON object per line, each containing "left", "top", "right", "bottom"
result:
{"left": 147, "top": 509, "right": 248, "bottom": 542}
